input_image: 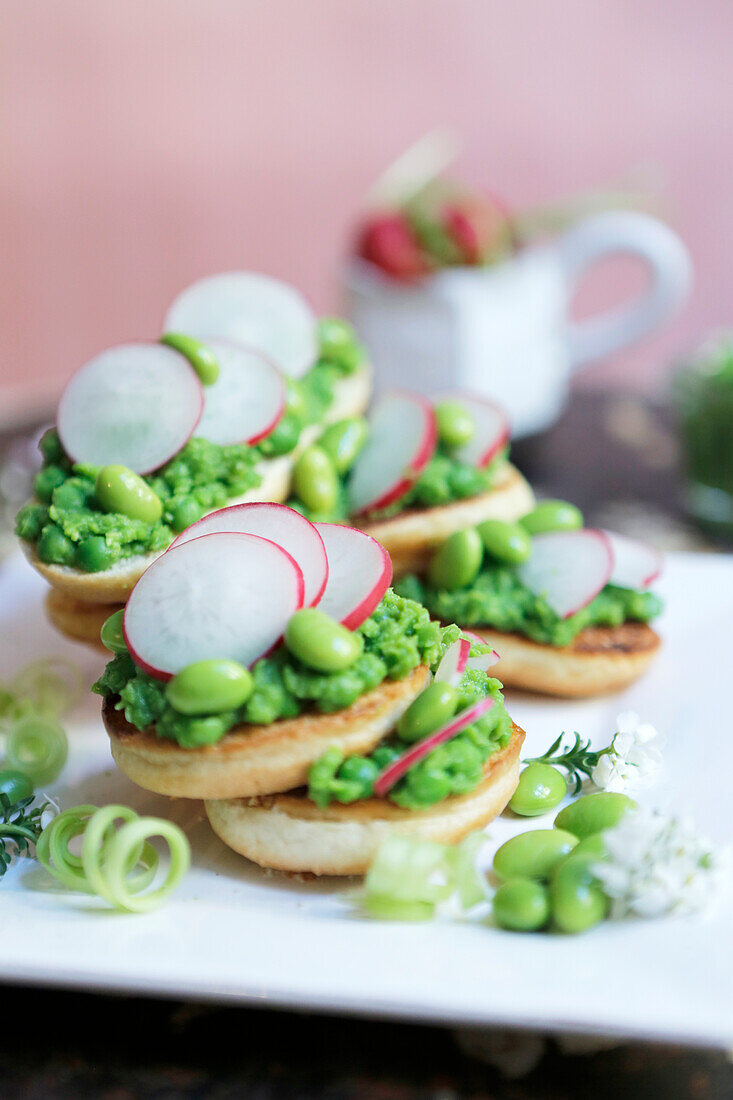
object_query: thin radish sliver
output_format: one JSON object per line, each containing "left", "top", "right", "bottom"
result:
{"left": 437, "top": 391, "right": 509, "bottom": 469}
{"left": 57, "top": 343, "right": 203, "bottom": 474}
{"left": 314, "top": 523, "right": 392, "bottom": 629}
{"left": 195, "top": 340, "right": 285, "bottom": 446}
{"left": 348, "top": 391, "right": 437, "bottom": 515}
{"left": 517, "top": 529, "right": 613, "bottom": 620}
{"left": 170, "top": 503, "right": 328, "bottom": 607}
{"left": 466, "top": 649, "right": 500, "bottom": 674}
{"left": 124, "top": 532, "right": 304, "bottom": 679}
{"left": 603, "top": 530, "right": 663, "bottom": 589}
{"left": 374, "top": 696, "right": 495, "bottom": 796}
{"left": 434, "top": 638, "right": 471, "bottom": 686}
{"left": 164, "top": 272, "right": 318, "bottom": 379}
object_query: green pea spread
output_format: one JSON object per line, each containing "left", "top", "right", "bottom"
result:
{"left": 92, "top": 589, "right": 511, "bottom": 811}
{"left": 395, "top": 568, "right": 662, "bottom": 648}
{"left": 16, "top": 345, "right": 361, "bottom": 573}
{"left": 288, "top": 446, "right": 510, "bottom": 523}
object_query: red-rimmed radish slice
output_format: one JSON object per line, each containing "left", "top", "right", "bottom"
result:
{"left": 436, "top": 392, "right": 509, "bottom": 468}
{"left": 603, "top": 530, "right": 663, "bottom": 589}
{"left": 57, "top": 343, "right": 203, "bottom": 474}
{"left": 516, "top": 529, "right": 613, "bottom": 620}
{"left": 434, "top": 638, "right": 470, "bottom": 686}
{"left": 461, "top": 629, "right": 485, "bottom": 646}
{"left": 467, "top": 648, "right": 500, "bottom": 674}
{"left": 164, "top": 272, "right": 318, "bottom": 379}
{"left": 348, "top": 391, "right": 437, "bottom": 515}
{"left": 194, "top": 340, "right": 285, "bottom": 446}
{"left": 124, "top": 532, "right": 304, "bottom": 679}
{"left": 374, "top": 697, "right": 495, "bottom": 797}
{"left": 170, "top": 502, "right": 328, "bottom": 607}
{"left": 313, "top": 523, "right": 392, "bottom": 629}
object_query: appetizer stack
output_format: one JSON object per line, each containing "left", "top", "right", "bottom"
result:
{"left": 93, "top": 503, "right": 525, "bottom": 874}
{"left": 397, "top": 505, "right": 663, "bottom": 696}
{"left": 16, "top": 272, "right": 372, "bottom": 647}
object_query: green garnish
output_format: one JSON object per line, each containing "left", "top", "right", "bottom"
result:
{"left": 525, "top": 731, "right": 610, "bottom": 795}
{"left": 0, "top": 791, "right": 47, "bottom": 877}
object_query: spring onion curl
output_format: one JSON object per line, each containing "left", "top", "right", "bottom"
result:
{"left": 358, "top": 832, "right": 489, "bottom": 921}
{"left": 37, "top": 804, "right": 190, "bottom": 913}
{"left": 5, "top": 716, "right": 68, "bottom": 785}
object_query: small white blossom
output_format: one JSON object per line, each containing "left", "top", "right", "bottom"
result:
{"left": 593, "top": 806, "right": 730, "bottom": 920}
{"left": 39, "top": 792, "right": 60, "bottom": 830}
{"left": 590, "top": 711, "right": 664, "bottom": 793}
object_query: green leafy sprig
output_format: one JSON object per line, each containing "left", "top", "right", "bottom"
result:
{"left": 0, "top": 793, "right": 47, "bottom": 877}
{"left": 525, "top": 732, "right": 608, "bottom": 795}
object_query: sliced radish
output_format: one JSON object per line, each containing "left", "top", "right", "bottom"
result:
{"left": 516, "top": 530, "right": 613, "bottom": 620}
{"left": 374, "top": 697, "right": 495, "bottom": 797}
{"left": 436, "top": 392, "right": 509, "bottom": 468}
{"left": 164, "top": 272, "right": 318, "bottom": 379}
{"left": 434, "top": 638, "right": 471, "bottom": 686}
{"left": 603, "top": 530, "right": 663, "bottom": 590}
{"left": 348, "top": 391, "right": 437, "bottom": 515}
{"left": 124, "top": 532, "right": 304, "bottom": 679}
{"left": 313, "top": 523, "right": 392, "bottom": 629}
{"left": 57, "top": 343, "right": 203, "bottom": 474}
{"left": 193, "top": 340, "right": 285, "bottom": 446}
{"left": 170, "top": 503, "right": 328, "bottom": 607}
{"left": 467, "top": 648, "right": 500, "bottom": 674}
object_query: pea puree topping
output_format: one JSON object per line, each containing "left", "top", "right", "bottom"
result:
{"left": 395, "top": 568, "right": 662, "bottom": 647}
{"left": 92, "top": 589, "right": 458, "bottom": 749}
{"left": 16, "top": 329, "right": 364, "bottom": 572}
{"left": 288, "top": 445, "right": 510, "bottom": 524}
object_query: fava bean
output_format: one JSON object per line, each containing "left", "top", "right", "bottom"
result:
{"left": 100, "top": 609, "right": 128, "bottom": 654}
{"left": 319, "top": 418, "right": 369, "bottom": 474}
{"left": 170, "top": 498, "right": 204, "bottom": 533}
{"left": 550, "top": 854, "right": 608, "bottom": 933}
{"left": 569, "top": 833, "right": 607, "bottom": 861}
{"left": 509, "top": 763, "right": 567, "bottom": 817}
{"left": 166, "top": 659, "right": 254, "bottom": 716}
{"left": 293, "top": 446, "right": 338, "bottom": 513}
{"left": 318, "top": 318, "right": 361, "bottom": 370}
{"left": 75, "top": 535, "right": 119, "bottom": 573}
{"left": 493, "top": 829, "right": 578, "bottom": 881}
{"left": 477, "top": 519, "right": 532, "bottom": 564}
{"left": 286, "top": 381, "right": 308, "bottom": 419}
{"left": 161, "top": 333, "right": 220, "bottom": 385}
{"left": 38, "top": 525, "right": 76, "bottom": 566}
{"left": 520, "top": 500, "right": 584, "bottom": 535}
{"left": 285, "top": 608, "right": 363, "bottom": 672}
{"left": 428, "top": 528, "right": 483, "bottom": 590}
{"left": 435, "top": 401, "right": 475, "bottom": 447}
{"left": 555, "top": 792, "right": 636, "bottom": 838}
{"left": 396, "top": 682, "right": 459, "bottom": 744}
{"left": 493, "top": 878, "right": 550, "bottom": 932}
{"left": 96, "top": 466, "right": 163, "bottom": 523}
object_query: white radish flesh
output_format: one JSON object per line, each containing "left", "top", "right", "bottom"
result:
{"left": 314, "top": 523, "right": 392, "bottom": 629}
{"left": 57, "top": 343, "right": 203, "bottom": 474}
{"left": 434, "top": 638, "right": 471, "bottom": 686}
{"left": 603, "top": 530, "right": 663, "bottom": 589}
{"left": 164, "top": 271, "right": 318, "bottom": 379}
{"left": 124, "top": 532, "right": 304, "bottom": 679}
{"left": 438, "top": 391, "right": 509, "bottom": 468}
{"left": 194, "top": 340, "right": 285, "bottom": 446}
{"left": 516, "top": 530, "right": 613, "bottom": 620}
{"left": 170, "top": 502, "right": 328, "bottom": 607}
{"left": 348, "top": 391, "right": 437, "bottom": 515}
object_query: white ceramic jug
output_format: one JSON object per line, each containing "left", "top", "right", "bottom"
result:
{"left": 343, "top": 210, "right": 692, "bottom": 437}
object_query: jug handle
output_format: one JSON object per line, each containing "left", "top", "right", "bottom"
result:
{"left": 558, "top": 210, "right": 692, "bottom": 369}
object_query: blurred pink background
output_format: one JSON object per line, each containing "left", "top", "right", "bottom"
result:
{"left": 2, "top": 0, "right": 731, "bottom": 422}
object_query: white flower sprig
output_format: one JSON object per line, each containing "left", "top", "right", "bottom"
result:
{"left": 593, "top": 806, "right": 730, "bottom": 919}
{"left": 526, "top": 711, "right": 663, "bottom": 795}
{"left": 590, "top": 711, "right": 664, "bottom": 794}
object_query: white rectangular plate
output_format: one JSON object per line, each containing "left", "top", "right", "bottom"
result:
{"left": 1, "top": 551, "right": 732, "bottom": 1048}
